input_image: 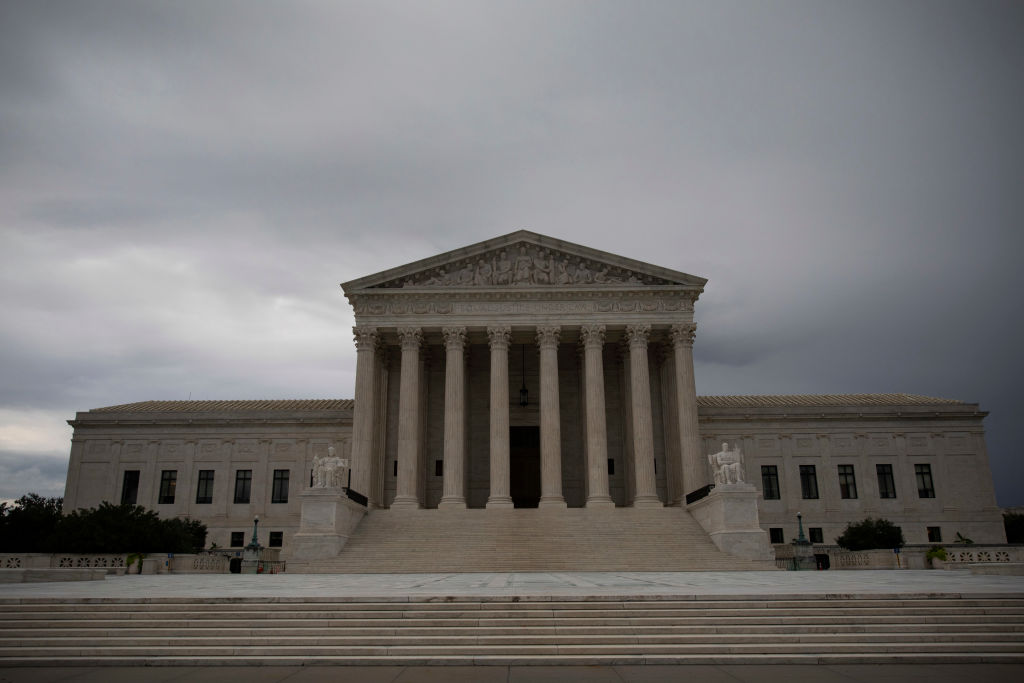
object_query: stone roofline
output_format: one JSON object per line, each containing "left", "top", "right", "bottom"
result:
{"left": 70, "top": 394, "right": 985, "bottom": 428}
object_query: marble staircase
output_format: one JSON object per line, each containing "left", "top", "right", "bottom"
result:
{"left": 293, "top": 506, "right": 773, "bottom": 573}
{"left": 2, "top": 594, "right": 1023, "bottom": 665}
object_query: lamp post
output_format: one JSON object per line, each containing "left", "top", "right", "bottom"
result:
{"left": 796, "top": 512, "right": 808, "bottom": 545}
{"left": 246, "top": 515, "right": 260, "bottom": 550}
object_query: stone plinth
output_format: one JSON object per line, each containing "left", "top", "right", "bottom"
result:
{"left": 687, "top": 484, "right": 774, "bottom": 562}
{"left": 290, "top": 488, "right": 367, "bottom": 562}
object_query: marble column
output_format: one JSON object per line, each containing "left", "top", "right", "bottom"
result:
{"left": 439, "top": 326, "right": 467, "bottom": 509}
{"left": 626, "top": 324, "right": 661, "bottom": 507}
{"left": 581, "top": 324, "right": 614, "bottom": 507}
{"left": 537, "top": 325, "right": 567, "bottom": 508}
{"left": 391, "top": 326, "right": 422, "bottom": 510}
{"left": 349, "top": 326, "right": 379, "bottom": 501}
{"left": 486, "top": 326, "right": 514, "bottom": 508}
{"left": 670, "top": 323, "right": 704, "bottom": 499}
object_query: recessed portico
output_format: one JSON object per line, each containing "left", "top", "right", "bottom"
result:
{"left": 343, "top": 231, "right": 708, "bottom": 511}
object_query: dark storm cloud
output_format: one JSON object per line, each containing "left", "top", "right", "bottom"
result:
{"left": 1, "top": 1, "right": 1022, "bottom": 503}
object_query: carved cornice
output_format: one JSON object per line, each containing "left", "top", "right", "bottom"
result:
{"left": 669, "top": 322, "right": 697, "bottom": 348}
{"left": 580, "top": 324, "right": 606, "bottom": 349}
{"left": 536, "top": 325, "right": 561, "bottom": 349}
{"left": 486, "top": 325, "right": 511, "bottom": 350}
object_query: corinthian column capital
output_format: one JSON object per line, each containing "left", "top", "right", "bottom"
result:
{"left": 625, "top": 323, "right": 651, "bottom": 348}
{"left": 352, "top": 326, "right": 379, "bottom": 350}
{"left": 397, "top": 326, "right": 423, "bottom": 351}
{"left": 487, "top": 325, "right": 511, "bottom": 350}
{"left": 669, "top": 322, "right": 697, "bottom": 348}
{"left": 442, "top": 326, "right": 467, "bottom": 351}
{"left": 579, "top": 324, "right": 606, "bottom": 349}
{"left": 536, "top": 325, "right": 561, "bottom": 349}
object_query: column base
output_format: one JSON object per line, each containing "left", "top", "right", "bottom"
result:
{"left": 437, "top": 497, "right": 466, "bottom": 509}
{"left": 538, "top": 496, "right": 567, "bottom": 508}
{"left": 389, "top": 496, "right": 421, "bottom": 510}
{"left": 631, "top": 496, "right": 663, "bottom": 508}
{"left": 585, "top": 496, "right": 616, "bottom": 508}
{"left": 486, "top": 496, "right": 514, "bottom": 509}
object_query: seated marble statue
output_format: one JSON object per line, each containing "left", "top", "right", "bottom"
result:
{"left": 313, "top": 447, "right": 349, "bottom": 489}
{"left": 708, "top": 441, "right": 744, "bottom": 486}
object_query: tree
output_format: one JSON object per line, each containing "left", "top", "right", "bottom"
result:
{"left": 0, "top": 493, "right": 206, "bottom": 554}
{"left": 45, "top": 503, "right": 207, "bottom": 553}
{"left": 0, "top": 494, "right": 63, "bottom": 552}
{"left": 1005, "top": 512, "right": 1024, "bottom": 544}
{"left": 836, "top": 517, "right": 905, "bottom": 551}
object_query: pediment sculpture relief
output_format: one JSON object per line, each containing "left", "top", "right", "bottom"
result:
{"left": 372, "top": 244, "right": 676, "bottom": 288}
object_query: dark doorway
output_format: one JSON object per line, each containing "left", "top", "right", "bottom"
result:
{"left": 510, "top": 426, "right": 541, "bottom": 508}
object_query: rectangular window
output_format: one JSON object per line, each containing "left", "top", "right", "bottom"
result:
{"left": 809, "top": 527, "right": 824, "bottom": 544}
{"left": 234, "top": 470, "right": 252, "bottom": 504}
{"left": 607, "top": 458, "right": 615, "bottom": 475}
{"left": 769, "top": 528, "right": 785, "bottom": 544}
{"left": 761, "top": 465, "right": 780, "bottom": 500}
{"left": 195, "top": 470, "right": 214, "bottom": 504}
{"left": 272, "top": 469, "right": 290, "bottom": 504}
{"left": 230, "top": 532, "right": 244, "bottom": 548}
{"left": 876, "top": 464, "right": 897, "bottom": 499}
{"left": 158, "top": 470, "right": 177, "bottom": 504}
{"left": 435, "top": 460, "right": 443, "bottom": 477}
{"left": 927, "top": 526, "right": 942, "bottom": 543}
{"left": 838, "top": 464, "right": 858, "bottom": 499}
{"left": 269, "top": 531, "right": 283, "bottom": 548}
{"left": 915, "top": 464, "right": 935, "bottom": 498}
{"left": 799, "top": 465, "right": 819, "bottom": 499}
{"left": 120, "top": 470, "right": 140, "bottom": 505}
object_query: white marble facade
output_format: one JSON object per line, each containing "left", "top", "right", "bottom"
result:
{"left": 62, "top": 232, "right": 1007, "bottom": 555}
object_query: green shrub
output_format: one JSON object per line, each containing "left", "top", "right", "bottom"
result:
{"left": 0, "top": 493, "right": 206, "bottom": 554}
{"left": 835, "top": 517, "right": 905, "bottom": 551}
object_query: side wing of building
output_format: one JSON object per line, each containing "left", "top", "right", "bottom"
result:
{"left": 63, "top": 400, "right": 353, "bottom": 552}
{"left": 698, "top": 394, "right": 1004, "bottom": 545}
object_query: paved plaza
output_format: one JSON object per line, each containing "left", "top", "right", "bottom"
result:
{"left": 2, "top": 570, "right": 1024, "bottom": 601}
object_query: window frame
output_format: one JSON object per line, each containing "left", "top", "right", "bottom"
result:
{"left": 809, "top": 527, "right": 824, "bottom": 544}
{"left": 195, "top": 469, "right": 214, "bottom": 504}
{"left": 761, "top": 465, "right": 780, "bottom": 500}
{"left": 158, "top": 470, "right": 177, "bottom": 505}
{"left": 230, "top": 531, "right": 244, "bottom": 548}
{"left": 268, "top": 531, "right": 283, "bottom": 548}
{"left": 799, "top": 464, "right": 819, "bottom": 500}
{"left": 234, "top": 470, "right": 252, "bottom": 504}
{"left": 271, "top": 469, "right": 290, "bottom": 504}
{"left": 876, "top": 464, "right": 897, "bottom": 499}
{"left": 120, "top": 470, "right": 140, "bottom": 505}
{"left": 837, "top": 464, "right": 858, "bottom": 499}
{"left": 915, "top": 463, "right": 935, "bottom": 498}
{"left": 769, "top": 528, "right": 785, "bottom": 544}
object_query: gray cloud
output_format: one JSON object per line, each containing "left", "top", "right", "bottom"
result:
{"left": 1, "top": 1, "right": 1022, "bottom": 504}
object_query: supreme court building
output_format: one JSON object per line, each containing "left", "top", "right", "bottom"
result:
{"left": 62, "top": 232, "right": 1006, "bottom": 569}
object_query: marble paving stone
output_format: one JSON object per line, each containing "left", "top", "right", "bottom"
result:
{"left": 288, "top": 666, "right": 407, "bottom": 683}
{"left": 508, "top": 665, "right": 624, "bottom": 683}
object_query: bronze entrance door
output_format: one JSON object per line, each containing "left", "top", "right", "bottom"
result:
{"left": 510, "top": 426, "right": 541, "bottom": 508}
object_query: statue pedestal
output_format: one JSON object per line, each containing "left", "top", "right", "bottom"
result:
{"left": 290, "top": 488, "right": 366, "bottom": 562}
{"left": 687, "top": 484, "right": 775, "bottom": 562}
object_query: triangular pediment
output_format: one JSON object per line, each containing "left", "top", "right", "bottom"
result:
{"left": 342, "top": 230, "right": 706, "bottom": 292}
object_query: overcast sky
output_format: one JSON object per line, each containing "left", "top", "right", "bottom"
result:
{"left": 1, "top": 1, "right": 1022, "bottom": 507}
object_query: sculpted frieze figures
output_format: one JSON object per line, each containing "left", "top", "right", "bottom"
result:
{"left": 377, "top": 243, "right": 675, "bottom": 289}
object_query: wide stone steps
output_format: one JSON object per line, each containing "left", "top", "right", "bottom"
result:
{"left": 296, "top": 506, "right": 774, "bottom": 573}
{"left": 2, "top": 596, "right": 1023, "bottom": 665}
